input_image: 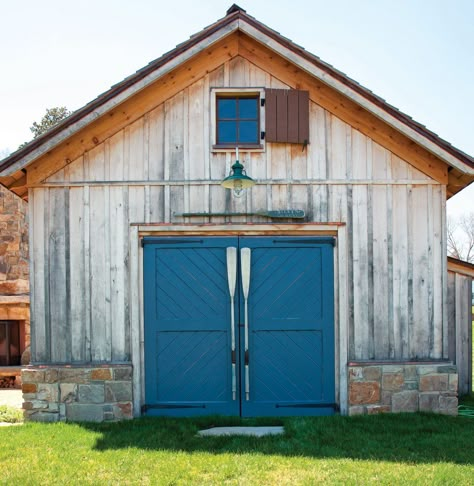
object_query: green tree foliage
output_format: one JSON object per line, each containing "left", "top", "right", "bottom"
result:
{"left": 19, "top": 106, "right": 71, "bottom": 148}
{"left": 30, "top": 106, "right": 71, "bottom": 138}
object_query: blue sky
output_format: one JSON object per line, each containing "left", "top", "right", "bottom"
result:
{"left": 0, "top": 0, "right": 472, "bottom": 216}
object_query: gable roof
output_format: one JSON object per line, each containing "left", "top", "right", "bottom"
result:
{"left": 1, "top": 4, "right": 473, "bottom": 199}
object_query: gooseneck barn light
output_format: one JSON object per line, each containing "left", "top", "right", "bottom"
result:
{"left": 221, "top": 147, "right": 256, "bottom": 197}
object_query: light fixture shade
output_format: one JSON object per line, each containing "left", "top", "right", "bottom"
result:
{"left": 221, "top": 160, "right": 256, "bottom": 195}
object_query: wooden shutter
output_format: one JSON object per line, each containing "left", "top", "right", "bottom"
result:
{"left": 265, "top": 89, "right": 309, "bottom": 144}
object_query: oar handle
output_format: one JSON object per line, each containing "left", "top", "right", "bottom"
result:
{"left": 241, "top": 248, "right": 251, "bottom": 400}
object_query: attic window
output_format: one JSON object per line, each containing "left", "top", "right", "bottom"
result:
{"left": 216, "top": 95, "right": 259, "bottom": 146}
{"left": 211, "top": 88, "right": 264, "bottom": 151}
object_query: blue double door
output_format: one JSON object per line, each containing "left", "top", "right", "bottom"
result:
{"left": 143, "top": 236, "right": 335, "bottom": 417}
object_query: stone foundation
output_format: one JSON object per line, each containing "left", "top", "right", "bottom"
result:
{"left": 21, "top": 365, "right": 133, "bottom": 422}
{"left": 348, "top": 362, "right": 458, "bottom": 416}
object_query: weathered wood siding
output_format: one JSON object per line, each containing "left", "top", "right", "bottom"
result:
{"left": 447, "top": 271, "right": 473, "bottom": 394}
{"left": 30, "top": 57, "right": 446, "bottom": 364}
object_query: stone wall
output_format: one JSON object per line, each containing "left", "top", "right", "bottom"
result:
{"left": 0, "top": 186, "right": 28, "bottom": 286}
{"left": 348, "top": 362, "right": 458, "bottom": 415}
{"left": 21, "top": 365, "right": 133, "bottom": 422}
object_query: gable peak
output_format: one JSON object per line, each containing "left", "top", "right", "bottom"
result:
{"left": 226, "top": 4, "right": 246, "bottom": 16}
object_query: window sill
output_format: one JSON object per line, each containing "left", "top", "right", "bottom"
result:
{"left": 212, "top": 144, "right": 264, "bottom": 153}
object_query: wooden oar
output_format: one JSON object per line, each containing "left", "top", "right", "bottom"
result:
{"left": 175, "top": 209, "right": 305, "bottom": 219}
{"left": 240, "top": 247, "right": 251, "bottom": 401}
{"left": 226, "top": 247, "right": 237, "bottom": 401}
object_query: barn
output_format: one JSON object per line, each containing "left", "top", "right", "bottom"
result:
{"left": 0, "top": 5, "right": 473, "bottom": 421}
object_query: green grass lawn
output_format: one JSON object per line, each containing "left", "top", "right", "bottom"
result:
{"left": 1, "top": 414, "right": 473, "bottom": 485}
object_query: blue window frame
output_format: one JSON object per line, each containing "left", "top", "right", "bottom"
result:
{"left": 216, "top": 96, "right": 259, "bottom": 146}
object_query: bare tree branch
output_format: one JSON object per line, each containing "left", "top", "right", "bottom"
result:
{"left": 448, "top": 212, "right": 474, "bottom": 263}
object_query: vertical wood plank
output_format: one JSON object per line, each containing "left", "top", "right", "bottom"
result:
{"left": 108, "top": 131, "right": 125, "bottom": 181}
{"left": 456, "top": 274, "right": 471, "bottom": 394}
{"left": 447, "top": 271, "right": 456, "bottom": 362}
{"left": 431, "top": 185, "right": 443, "bottom": 358}
{"left": 372, "top": 185, "right": 389, "bottom": 358}
{"left": 27, "top": 189, "right": 36, "bottom": 360}
{"left": 31, "top": 189, "right": 49, "bottom": 362}
{"left": 352, "top": 187, "right": 369, "bottom": 360}
{"left": 89, "top": 187, "right": 109, "bottom": 362}
{"left": 165, "top": 92, "right": 185, "bottom": 181}
{"left": 109, "top": 186, "right": 127, "bottom": 361}
{"left": 351, "top": 129, "right": 368, "bottom": 359}
{"left": 64, "top": 156, "right": 84, "bottom": 182}
{"left": 148, "top": 105, "right": 165, "bottom": 181}
{"left": 392, "top": 185, "right": 409, "bottom": 358}
{"left": 83, "top": 186, "right": 92, "bottom": 361}
{"left": 337, "top": 225, "right": 349, "bottom": 414}
{"left": 88, "top": 144, "right": 105, "bottom": 181}
{"left": 410, "top": 186, "right": 430, "bottom": 358}
{"left": 129, "top": 118, "right": 145, "bottom": 180}
{"left": 129, "top": 225, "right": 141, "bottom": 416}
{"left": 69, "top": 187, "right": 86, "bottom": 362}
{"left": 441, "top": 185, "right": 449, "bottom": 359}
{"left": 149, "top": 186, "right": 164, "bottom": 222}
{"left": 129, "top": 187, "right": 145, "bottom": 224}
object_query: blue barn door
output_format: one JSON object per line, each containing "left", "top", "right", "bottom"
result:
{"left": 143, "top": 236, "right": 335, "bottom": 417}
{"left": 239, "top": 237, "right": 335, "bottom": 416}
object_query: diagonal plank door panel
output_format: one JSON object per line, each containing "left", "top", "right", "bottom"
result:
{"left": 143, "top": 237, "right": 239, "bottom": 416}
{"left": 240, "top": 237, "right": 335, "bottom": 417}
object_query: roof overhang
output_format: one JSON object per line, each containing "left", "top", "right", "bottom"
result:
{"left": 448, "top": 257, "right": 474, "bottom": 278}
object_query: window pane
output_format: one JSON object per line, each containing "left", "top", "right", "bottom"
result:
{"left": 218, "top": 121, "right": 237, "bottom": 143}
{"left": 217, "top": 99, "right": 236, "bottom": 119}
{"left": 238, "top": 121, "right": 258, "bottom": 143}
{"left": 239, "top": 98, "right": 258, "bottom": 119}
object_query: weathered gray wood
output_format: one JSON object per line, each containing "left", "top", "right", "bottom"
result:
{"left": 69, "top": 187, "right": 86, "bottom": 362}
{"left": 447, "top": 271, "right": 456, "bottom": 362}
{"left": 129, "top": 225, "right": 141, "bottom": 416}
{"left": 337, "top": 225, "right": 349, "bottom": 414}
{"left": 441, "top": 186, "right": 449, "bottom": 359}
{"left": 456, "top": 274, "right": 472, "bottom": 394}
{"left": 431, "top": 185, "right": 444, "bottom": 358}
{"left": 148, "top": 105, "right": 164, "bottom": 181}
{"left": 48, "top": 188, "right": 70, "bottom": 363}
{"left": 34, "top": 188, "right": 51, "bottom": 362}
{"left": 89, "top": 187, "right": 109, "bottom": 362}
{"left": 129, "top": 118, "right": 145, "bottom": 181}
{"left": 352, "top": 186, "right": 369, "bottom": 360}
{"left": 83, "top": 185, "right": 92, "bottom": 362}
{"left": 110, "top": 186, "right": 128, "bottom": 361}
{"left": 392, "top": 185, "right": 409, "bottom": 358}
{"left": 411, "top": 186, "right": 430, "bottom": 358}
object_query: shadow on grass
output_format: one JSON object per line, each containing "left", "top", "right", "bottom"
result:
{"left": 79, "top": 413, "right": 474, "bottom": 465}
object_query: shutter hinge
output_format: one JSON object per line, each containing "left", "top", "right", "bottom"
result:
{"left": 260, "top": 98, "right": 265, "bottom": 107}
{"left": 261, "top": 131, "right": 265, "bottom": 140}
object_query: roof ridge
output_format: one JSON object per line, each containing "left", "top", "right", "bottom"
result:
{"left": 226, "top": 4, "right": 246, "bottom": 15}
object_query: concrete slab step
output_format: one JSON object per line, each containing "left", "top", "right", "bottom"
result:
{"left": 197, "top": 426, "right": 284, "bottom": 437}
